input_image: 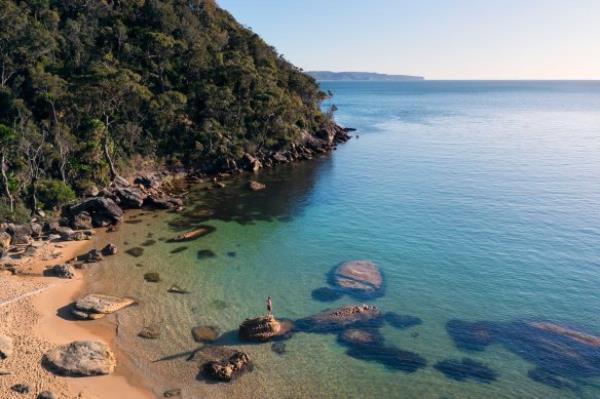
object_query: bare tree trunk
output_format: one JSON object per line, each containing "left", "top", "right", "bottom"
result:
{"left": 1, "top": 153, "right": 14, "bottom": 212}
{"left": 103, "top": 118, "right": 118, "bottom": 181}
{"left": 31, "top": 177, "right": 38, "bottom": 215}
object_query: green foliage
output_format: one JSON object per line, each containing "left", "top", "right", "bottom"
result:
{"left": 0, "top": 0, "right": 328, "bottom": 216}
{"left": 0, "top": 200, "right": 30, "bottom": 224}
{"left": 35, "top": 179, "right": 76, "bottom": 209}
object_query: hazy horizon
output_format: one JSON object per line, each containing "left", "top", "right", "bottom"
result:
{"left": 218, "top": 0, "right": 600, "bottom": 80}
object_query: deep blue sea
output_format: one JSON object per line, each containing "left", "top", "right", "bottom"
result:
{"left": 90, "top": 81, "right": 600, "bottom": 398}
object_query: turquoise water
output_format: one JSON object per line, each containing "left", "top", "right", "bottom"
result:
{"left": 89, "top": 81, "right": 600, "bottom": 398}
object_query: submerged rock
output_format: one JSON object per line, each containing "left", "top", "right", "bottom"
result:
{"left": 144, "top": 272, "right": 161, "bottom": 283}
{"left": 192, "top": 325, "right": 221, "bottom": 343}
{"left": 141, "top": 239, "right": 157, "bottom": 246}
{"left": 43, "top": 341, "right": 116, "bottom": 376}
{"left": 296, "top": 304, "right": 382, "bottom": 333}
{"left": 311, "top": 287, "right": 343, "bottom": 302}
{"left": 197, "top": 249, "right": 216, "bottom": 259}
{"left": 138, "top": 326, "right": 161, "bottom": 340}
{"left": 248, "top": 180, "right": 266, "bottom": 191}
{"left": 331, "top": 260, "right": 383, "bottom": 299}
{"left": 167, "top": 284, "right": 189, "bottom": 294}
{"left": 125, "top": 247, "right": 144, "bottom": 257}
{"left": 434, "top": 358, "right": 498, "bottom": 383}
{"left": 170, "top": 246, "right": 188, "bottom": 254}
{"left": 384, "top": 312, "right": 423, "bottom": 329}
{"left": 239, "top": 315, "right": 293, "bottom": 341}
{"left": 167, "top": 225, "right": 216, "bottom": 242}
{"left": 271, "top": 342, "right": 286, "bottom": 355}
{"left": 202, "top": 351, "right": 251, "bottom": 382}
{"left": 72, "top": 294, "right": 136, "bottom": 320}
{"left": 338, "top": 328, "right": 384, "bottom": 348}
{"left": 446, "top": 319, "right": 496, "bottom": 351}
{"left": 346, "top": 345, "right": 426, "bottom": 373}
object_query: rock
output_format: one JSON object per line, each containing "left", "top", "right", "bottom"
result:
{"left": 197, "top": 249, "right": 216, "bottom": 259}
{"left": 43, "top": 341, "right": 116, "bottom": 376}
{"left": 76, "top": 249, "right": 102, "bottom": 264}
{"left": 272, "top": 152, "right": 288, "bottom": 163}
{"left": 113, "top": 176, "right": 130, "bottom": 187}
{"left": 170, "top": 246, "right": 187, "bottom": 254}
{"left": 332, "top": 260, "right": 383, "bottom": 298}
{"left": 167, "top": 225, "right": 216, "bottom": 242}
{"left": 11, "top": 383, "right": 29, "bottom": 394}
{"left": 271, "top": 342, "right": 286, "bottom": 355}
{"left": 296, "top": 304, "right": 382, "bottom": 333}
{"left": 242, "top": 153, "right": 262, "bottom": 172}
{"left": 134, "top": 174, "right": 161, "bottom": 189}
{"left": 72, "top": 294, "right": 136, "bottom": 320}
{"left": 138, "top": 326, "right": 161, "bottom": 339}
{"left": 11, "top": 233, "right": 32, "bottom": 246}
{"left": 239, "top": 315, "right": 293, "bottom": 342}
{"left": 0, "top": 335, "right": 14, "bottom": 359}
{"left": 45, "top": 264, "right": 75, "bottom": 279}
{"left": 144, "top": 272, "right": 160, "bottom": 282}
{"left": 192, "top": 325, "right": 220, "bottom": 343}
{"left": 37, "top": 391, "right": 56, "bottom": 399}
{"left": 71, "top": 211, "right": 93, "bottom": 230}
{"left": 68, "top": 197, "right": 123, "bottom": 226}
{"left": 203, "top": 351, "right": 251, "bottom": 382}
{"left": 101, "top": 243, "right": 118, "bottom": 256}
{"left": 145, "top": 194, "right": 183, "bottom": 209}
{"left": 248, "top": 180, "right": 266, "bottom": 191}
{"left": 163, "top": 388, "right": 181, "bottom": 397}
{"left": 141, "top": 239, "right": 156, "bottom": 246}
{"left": 167, "top": 284, "right": 189, "bottom": 294}
{"left": 338, "top": 328, "right": 384, "bottom": 347}
{"left": 113, "top": 185, "right": 146, "bottom": 208}
{"left": 0, "top": 231, "right": 11, "bottom": 251}
{"left": 346, "top": 344, "right": 426, "bottom": 373}
{"left": 125, "top": 247, "right": 144, "bottom": 257}
{"left": 446, "top": 320, "right": 495, "bottom": 351}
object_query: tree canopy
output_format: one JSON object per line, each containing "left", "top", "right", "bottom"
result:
{"left": 0, "top": 0, "right": 328, "bottom": 220}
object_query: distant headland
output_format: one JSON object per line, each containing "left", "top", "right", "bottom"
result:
{"left": 307, "top": 71, "right": 425, "bottom": 81}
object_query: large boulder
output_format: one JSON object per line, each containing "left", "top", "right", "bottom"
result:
{"left": 44, "top": 264, "right": 75, "bottom": 279}
{"left": 0, "top": 335, "right": 13, "bottom": 359}
{"left": 76, "top": 249, "right": 102, "bottom": 264}
{"left": 202, "top": 351, "right": 251, "bottom": 382}
{"left": 239, "top": 315, "right": 292, "bottom": 341}
{"left": 72, "top": 294, "right": 136, "bottom": 320}
{"left": 101, "top": 243, "right": 118, "bottom": 256}
{"left": 68, "top": 197, "right": 123, "bottom": 226}
{"left": 113, "top": 185, "right": 146, "bottom": 208}
{"left": 43, "top": 341, "right": 116, "bottom": 376}
{"left": 332, "top": 260, "right": 383, "bottom": 298}
{"left": 71, "top": 211, "right": 93, "bottom": 230}
{"left": 296, "top": 304, "right": 382, "bottom": 333}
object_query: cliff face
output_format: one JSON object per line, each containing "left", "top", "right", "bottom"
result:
{"left": 0, "top": 0, "right": 343, "bottom": 218}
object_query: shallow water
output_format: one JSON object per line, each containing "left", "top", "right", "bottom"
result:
{"left": 89, "top": 81, "right": 600, "bottom": 398}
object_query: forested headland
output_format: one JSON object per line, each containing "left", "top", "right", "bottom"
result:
{"left": 0, "top": 0, "right": 346, "bottom": 222}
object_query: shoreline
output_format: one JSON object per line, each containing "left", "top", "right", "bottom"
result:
{"left": 1, "top": 232, "right": 155, "bottom": 398}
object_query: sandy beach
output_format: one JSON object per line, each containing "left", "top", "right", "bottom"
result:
{"left": 0, "top": 236, "right": 154, "bottom": 399}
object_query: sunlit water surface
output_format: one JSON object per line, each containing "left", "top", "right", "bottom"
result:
{"left": 88, "top": 81, "right": 600, "bottom": 398}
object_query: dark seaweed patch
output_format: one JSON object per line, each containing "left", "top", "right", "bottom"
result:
{"left": 311, "top": 287, "right": 343, "bottom": 302}
{"left": 170, "top": 246, "right": 188, "bottom": 254}
{"left": 446, "top": 319, "right": 495, "bottom": 351}
{"left": 141, "top": 239, "right": 156, "bottom": 246}
{"left": 125, "top": 247, "right": 144, "bottom": 257}
{"left": 337, "top": 328, "right": 385, "bottom": 349}
{"left": 271, "top": 342, "right": 286, "bottom": 355}
{"left": 528, "top": 368, "right": 576, "bottom": 390}
{"left": 226, "top": 251, "right": 236, "bottom": 257}
{"left": 197, "top": 249, "right": 217, "bottom": 260}
{"left": 384, "top": 312, "right": 422, "bottom": 329}
{"left": 434, "top": 358, "right": 498, "bottom": 383}
{"left": 346, "top": 345, "right": 426, "bottom": 373}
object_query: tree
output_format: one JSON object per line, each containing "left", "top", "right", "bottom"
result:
{"left": 0, "top": 123, "right": 15, "bottom": 212}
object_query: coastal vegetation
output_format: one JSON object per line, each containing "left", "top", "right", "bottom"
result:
{"left": 0, "top": 0, "right": 339, "bottom": 222}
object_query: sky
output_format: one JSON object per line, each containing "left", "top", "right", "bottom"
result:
{"left": 217, "top": 0, "right": 600, "bottom": 80}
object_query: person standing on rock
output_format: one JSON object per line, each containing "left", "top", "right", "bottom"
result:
{"left": 266, "top": 296, "right": 273, "bottom": 317}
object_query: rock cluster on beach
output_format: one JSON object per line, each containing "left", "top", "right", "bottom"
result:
{"left": 43, "top": 341, "right": 116, "bottom": 376}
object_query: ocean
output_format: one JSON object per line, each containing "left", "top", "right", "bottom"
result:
{"left": 88, "top": 80, "right": 600, "bottom": 398}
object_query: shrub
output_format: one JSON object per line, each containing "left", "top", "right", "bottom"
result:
{"left": 36, "top": 179, "right": 76, "bottom": 210}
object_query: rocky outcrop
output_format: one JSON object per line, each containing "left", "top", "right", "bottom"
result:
{"left": 202, "top": 351, "right": 251, "bottom": 382}
{"left": 0, "top": 335, "right": 13, "bottom": 359}
{"left": 332, "top": 260, "right": 383, "bottom": 298}
{"left": 44, "top": 264, "right": 75, "bottom": 279}
{"left": 67, "top": 197, "right": 123, "bottom": 227}
{"left": 296, "top": 304, "right": 382, "bottom": 333}
{"left": 43, "top": 341, "right": 116, "bottom": 376}
{"left": 112, "top": 185, "right": 146, "bottom": 208}
{"left": 239, "top": 315, "right": 293, "bottom": 341}
{"left": 71, "top": 294, "right": 136, "bottom": 320}
{"left": 145, "top": 194, "right": 183, "bottom": 209}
